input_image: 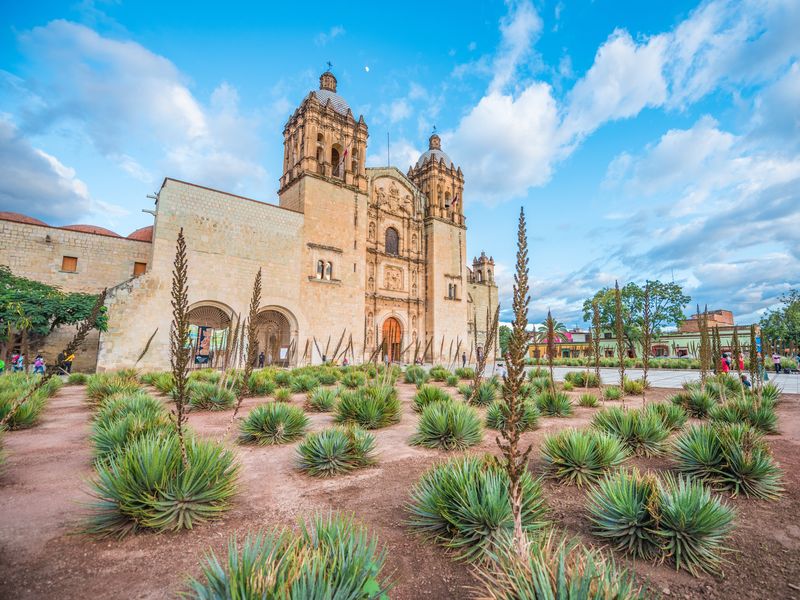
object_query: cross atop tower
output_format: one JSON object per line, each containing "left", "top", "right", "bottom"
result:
{"left": 326, "top": 60, "right": 333, "bottom": 71}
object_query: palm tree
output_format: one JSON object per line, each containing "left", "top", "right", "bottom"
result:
{"left": 537, "top": 311, "right": 569, "bottom": 395}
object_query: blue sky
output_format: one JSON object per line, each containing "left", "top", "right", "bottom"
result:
{"left": 2, "top": 0, "right": 799, "bottom": 326}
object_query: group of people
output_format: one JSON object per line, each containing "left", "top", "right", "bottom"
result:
{"left": 772, "top": 351, "right": 800, "bottom": 374}
{"left": 2, "top": 352, "right": 74, "bottom": 375}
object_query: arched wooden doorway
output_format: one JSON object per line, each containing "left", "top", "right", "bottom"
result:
{"left": 255, "top": 309, "right": 292, "bottom": 367}
{"left": 382, "top": 317, "right": 403, "bottom": 363}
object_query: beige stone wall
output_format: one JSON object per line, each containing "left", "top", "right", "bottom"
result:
{"left": 468, "top": 280, "right": 499, "bottom": 363}
{"left": 424, "top": 218, "right": 469, "bottom": 364}
{"left": 0, "top": 219, "right": 151, "bottom": 293}
{"left": 98, "top": 179, "right": 308, "bottom": 371}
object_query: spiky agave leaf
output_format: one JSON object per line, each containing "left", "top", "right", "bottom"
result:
{"left": 470, "top": 381, "right": 497, "bottom": 406}
{"left": 587, "top": 468, "right": 662, "bottom": 559}
{"left": 716, "top": 423, "right": 783, "bottom": 500}
{"left": 761, "top": 382, "right": 781, "bottom": 404}
{"left": 296, "top": 426, "right": 377, "bottom": 477}
{"left": 406, "top": 454, "right": 547, "bottom": 562}
{"left": 644, "top": 402, "right": 688, "bottom": 431}
{"left": 710, "top": 397, "right": 778, "bottom": 433}
{"left": 485, "top": 399, "right": 539, "bottom": 432}
{"left": 603, "top": 386, "right": 622, "bottom": 401}
{"left": 334, "top": 386, "right": 400, "bottom": 429}
{"left": 189, "top": 382, "right": 236, "bottom": 411}
{"left": 536, "top": 390, "right": 573, "bottom": 417}
{"left": 413, "top": 384, "right": 452, "bottom": 412}
{"left": 671, "top": 423, "right": 724, "bottom": 482}
{"left": 656, "top": 472, "right": 735, "bottom": 576}
{"left": 578, "top": 393, "right": 599, "bottom": 408}
{"left": 239, "top": 403, "right": 309, "bottom": 445}
{"left": 86, "top": 431, "right": 239, "bottom": 537}
{"left": 541, "top": 428, "right": 628, "bottom": 487}
{"left": 473, "top": 531, "right": 644, "bottom": 600}
{"left": 410, "top": 400, "right": 483, "bottom": 450}
{"left": 305, "top": 387, "right": 339, "bottom": 412}
{"left": 670, "top": 389, "right": 715, "bottom": 418}
{"left": 290, "top": 374, "right": 320, "bottom": 394}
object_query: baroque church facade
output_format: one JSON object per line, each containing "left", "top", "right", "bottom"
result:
{"left": 0, "top": 70, "right": 498, "bottom": 371}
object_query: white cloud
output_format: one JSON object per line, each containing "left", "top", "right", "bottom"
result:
{"left": 314, "top": 26, "right": 345, "bottom": 47}
{"left": 366, "top": 137, "right": 420, "bottom": 172}
{"left": 16, "top": 20, "right": 266, "bottom": 196}
{"left": 490, "top": 0, "right": 542, "bottom": 93}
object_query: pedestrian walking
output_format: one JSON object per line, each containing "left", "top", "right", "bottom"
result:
{"left": 33, "top": 354, "right": 45, "bottom": 375}
{"left": 14, "top": 353, "right": 24, "bottom": 373}
{"left": 64, "top": 353, "right": 75, "bottom": 374}
{"left": 11, "top": 353, "right": 20, "bottom": 372}
{"left": 461, "top": 352, "right": 466, "bottom": 368}
{"left": 772, "top": 352, "right": 782, "bottom": 374}
{"left": 721, "top": 356, "right": 730, "bottom": 374}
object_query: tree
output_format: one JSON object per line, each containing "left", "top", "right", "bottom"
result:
{"left": 499, "top": 325, "right": 512, "bottom": 356}
{"left": 0, "top": 265, "right": 107, "bottom": 361}
{"left": 582, "top": 280, "right": 690, "bottom": 355}
{"left": 760, "top": 289, "right": 800, "bottom": 347}
{"left": 497, "top": 207, "right": 533, "bottom": 557}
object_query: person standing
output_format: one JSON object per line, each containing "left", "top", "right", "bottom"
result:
{"left": 461, "top": 352, "right": 467, "bottom": 368}
{"left": 33, "top": 355, "right": 45, "bottom": 375}
{"left": 772, "top": 352, "right": 782, "bottom": 374}
{"left": 258, "top": 351, "right": 265, "bottom": 368}
{"left": 65, "top": 353, "right": 75, "bottom": 374}
{"left": 738, "top": 354, "right": 745, "bottom": 371}
{"left": 11, "top": 352, "right": 20, "bottom": 372}
{"left": 721, "top": 356, "right": 730, "bottom": 374}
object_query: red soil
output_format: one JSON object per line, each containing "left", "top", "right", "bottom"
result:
{"left": 1, "top": 383, "right": 798, "bottom": 599}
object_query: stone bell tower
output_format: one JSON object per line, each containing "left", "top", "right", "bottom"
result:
{"left": 408, "top": 133, "right": 464, "bottom": 226}
{"left": 279, "top": 69, "right": 368, "bottom": 211}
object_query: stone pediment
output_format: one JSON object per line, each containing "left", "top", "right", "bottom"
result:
{"left": 367, "top": 168, "right": 425, "bottom": 216}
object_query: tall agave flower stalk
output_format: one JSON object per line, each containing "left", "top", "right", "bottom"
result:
{"left": 0, "top": 288, "right": 106, "bottom": 428}
{"left": 713, "top": 326, "right": 726, "bottom": 402}
{"left": 497, "top": 207, "right": 533, "bottom": 558}
{"left": 749, "top": 325, "right": 761, "bottom": 403}
{"left": 614, "top": 281, "right": 625, "bottom": 399}
{"left": 640, "top": 282, "right": 652, "bottom": 405}
{"left": 697, "top": 304, "right": 711, "bottom": 390}
{"left": 545, "top": 311, "right": 557, "bottom": 397}
{"left": 469, "top": 306, "right": 500, "bottom": 405}
{"left": 592, "top": 300, "right": 602, "bottom": 400}
{"left": 170, "top": 228, "right": 191, "bottom": 469}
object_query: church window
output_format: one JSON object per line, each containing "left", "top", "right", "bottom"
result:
{"left": 445, "top": 191, "right": 451, "bottom": 208}
{"left": 385, "top": 227, "right": 399, "bottom": 255}
{"left": 325, "top": 262, "right": 333, "bottom": 280}
{"left": 487, "top": 269, "right": 492, "bottom": 282}
{"left": 133, "top": 262, "right": 147, "bottom": 277}
{"left": 331, "top": 146, "right": 342, "bottom": 178}
{"left": 61, "top": 256, "right": 78, "bottom": 273}
{"left": 316, "top": 260, "right": 324, "bottom": 279}
{"left": 477, "top": 271, "right": 483, "bottom": 283}
{"left": 453, "top": 284, "right": 457, "bottom": 298}
{"left": 351, "top": 149, "right": 359, "bottom": 175}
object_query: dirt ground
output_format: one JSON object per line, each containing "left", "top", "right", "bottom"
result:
{"left": 1, "top": 381, "right": 799, "bottom": 599}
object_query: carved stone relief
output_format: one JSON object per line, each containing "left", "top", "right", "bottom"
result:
{"left": 383, "top": 266, "right": 403, "bottom": 291}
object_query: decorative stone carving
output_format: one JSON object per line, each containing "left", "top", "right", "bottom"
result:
{"left": 368, "top": 277, "right": 375, "bottom": 291}
{"left": 383, "top": 266, "right": 403, "bottom": 291}
{"left": 368, "top": 221, "right": 376, "bottom": 240}
{"left": 375, "top": 187, "right": 386, "bottom": 204}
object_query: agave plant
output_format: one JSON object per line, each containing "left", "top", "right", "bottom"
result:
{"left": 644, "top": 402, "right": 688, "bottom": 431}
{"left": 340, "top": 371, "right": 367, "bottom": 389}
{"left": 186, "top": 512, "right": 389, "bottom": 599}
{"left": 406, "top": 454, "right": 547, "bottom": 562}
{"left": 274, "top": 370, "right": 292, "bottom": 387}
{"left": 429, "top": 366, "right": 451, "bottom": 382}
{"left": 541, "top": 428, "right": 628, "bottom": 486}
{"left": 86, "top": 374, "right": 141, "bottom": 405}
{"left": 485, "top": 399, "right": 539, "bottom": 432}
{"left": 239, "top": 403, "right": 309, "bottom": 445}
{"left": 536, "top": 390, "right": 573, "bottom": 417}
{"left": 446, "top": 374, "right": 459, "bottom": 387}
{"left": 709, "top": 397, "right": 778, "bottom": 433}
{"left": 469, "top": 381, "right": 498, "bottom": 406}
{"left": 670, "top": 389, "right": 715, "bottom": 418}
{"left": 410, "top": 400, "right": 483, "bottom": 450}
{"left": 334, "top": 386, "right": 400, "bottom": 429}
{"left": 671, "top": 423, "right": 783, "bottom": 500}
{"left": 189, "top": 382, "right": 237, "bottom": 411}
{"left": 592, "top": 407, "right": 669, "bottom": 457}
{"left": 150, "top": 372, "right": 176, "bottom": 395}
{"left": 316, "top": 369, "right": 339, "bottom": 386}
{"left": 274, "top": 387, "right": 292, "bottom": 402}
{"left": 761, "top": 382, "right": 782, "bottom": 404}
{"left": 296, "top": 426, "right": 377, "bottom": 477}
{"left": 454, "top": 367, "right": 475, "bottom": 380}
{"left": 67, "top": 372, "right": 89, "bottom": 385}
{"left": 404, "top": 365, "right": 427, "bottom": 384}
{"left": 528, "top": 376, "right": 551, "bottom": 393}
{"left": 0, "top": 387, "right": 50, "bottom": 429}
{"left": 290, "top": 374, "right": 319, "bottom": 394}
{"left": 90, "top": 392, "right": 171, "bottom": 460}
{"left": 587, "top": 468, "right": 662, "bottom": 559}
{"left": 86, "top": 431, "right": 239, "bottom": 537}
{"left": 413, "top": 384, "right": 452, "bottom": 412}
{"left": 247, "top": 372, "right": 276, "bottom": 396}
{"left": 578, "top": 393, "right": 599, "bottom": 408}
{"left": 603, "top": 386, "right": 622, "bottom": 401}
{"left": 564, "top": 371, "right": 601, "bottom": 388}
{"left": 305, "top": 387, "right": 339, "bottom": 412}
{"left": 474, "top": 532, "right": 643, "bottom": 600}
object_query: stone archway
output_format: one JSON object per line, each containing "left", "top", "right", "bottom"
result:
{"left": 255, "top": 308, "right": 296, "bottom": 367}
{"left": 382, "top": 317, "right": 403, "bottom": 363}
{"left": 187, "top": 303, "right": 233, "bottom": 367}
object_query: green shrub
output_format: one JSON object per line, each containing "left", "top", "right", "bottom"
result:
{"left": 274, "top": 387, "right": 292, "bottom": 402}
{"left": 541, "top": 428, "right": 627, "bottom": 486}
{"left": 340, "top": 371, "right": 367, "bottom": 389}
{"left": 86, "top": 431, "right": 239, "bottom": 537}
{"left": 579, "top": 393, "right": 599, "bottom": 408}
{"left": 592, "top": 407, "right": 669, "bottom": 457}
{"left": 247, "top": 372, "right": 276, "bottom": 396}
{"left": 709, "top": 397, "right": 777, "bottom": 433}
{"left": 189, "top": 382, "right": 237, "bottom": 411}
{"left": 151, "top": 372, "right": 176, "bottom": 394}
{"left": 454, "top": 367, "right": 474, "bottom": 380}
{"left": 67, "top": 372, "right": 88, "bottom": 385}
{"left": 644, "top": 402, "right": 688, "bottom": 431}
{"left": 528, "top": 376, "right": 551, "bottom": 393}
{"left": 413, "top": 384, "right": 451, "bottom": 412}
{"left": 671, "top": 423, "right": 783, "bottom": 499}
{"left": 317, "top": 368, "right": 339, "bottom": 386}
{"left": 457, "top": 383, "right": 472, "bottom": 400}
{"left": 485, "top": 399, "right": 539, "bottom": 432}
{"left": 0, "top": 374, "right": 62, "bottom": 429}
{"left": 404, "top": 365, "right": 428, "bottom": 385}
{"left": 86, "top": 373, "right": 140, "bottom": 404}
{"left": 445, "top": 374, "right": 459, "bottom": 387}
{"left": 411, "top": 400, "right": 483, "bottom": 451}
{"left": 536, "top": 390, "right": 573, "bottom": 417}
{"left": 474, "top": 532, "right": 643, "bottom": 600}
{"left": 91, "top": 392, "right": 171, "bottom": 460}
{"left": 274, "top": 370, "right": 292, "bottom": 387}
{"left": 603, "top": 386, "right": 622, "bottom": 401}
{"left": 564, "top": 371, "right": 601, "bottom": 388}
{"left": 305, "top": 387, "right": 338, "bottom": 412}
{"left": 670, "top": 389, "right": 715, "bottom": 418}
{"left": 527, "top": 367, "right": 548, "bottom": 380}
{"left": 469, "top": 381, "right": 497, "bottom": 406}
{"left": 622, "top": 377, "right": 646, "bottom": 395}
{"left": 407, "top": 454, "right": 547, "bottom": 562}
{"left": 296, "top": 426, "right": 377, "bottom": 477}
{"left": 335, "top": 385, "right": 400, "bottom": 429}
{"left": 239, "top": 403, "right": 309, "bottom": 445}
{"left": 290, "top": 374, "right": 319, "bottom": 393}
{"left": 588, "top": 469, "right": 734, "bottom": 575}
{"left": 562, "top": 380, "right": 575, "bottom": 391}
{"left": 429, "top": 365, "right": 451, "bottom": 382}
{"left": 761, "top": 382, "right": 782, "bottom": 404}
{"left": 186, "top": 512, "right": 389, "bottom": 599}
